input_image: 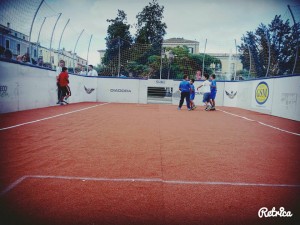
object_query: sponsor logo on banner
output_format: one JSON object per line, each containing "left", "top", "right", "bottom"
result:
{"left": 255, "top": 82, "right": 269, "bottom": 105}
{"left": 84, "top": 86, "right": 95, "bottom": 94}
{"left": 225, "top": 90, "right": 237, "bottom": 99}
{"left": 156, "top": 80, "right": 165, "bottom": 84}
{"left": 110, "top": 89, "right": 131, "bottom": 93}
{"left": 0, "top": 85, "right": 8, "bottom": 97}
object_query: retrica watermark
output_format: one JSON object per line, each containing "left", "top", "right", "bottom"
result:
{"left": 258, "top": 207, "right": 293, "bottom": 218}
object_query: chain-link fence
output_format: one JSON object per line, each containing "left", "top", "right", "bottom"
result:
{"left": 0, "top": 0, "right": 95, "bottom": 72}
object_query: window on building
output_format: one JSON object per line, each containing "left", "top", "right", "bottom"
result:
{"left": 5, "top": 40, "right": 10, "bottom": 49}
{"left": 23, "top": 36, "right": 25, "bottom": 40}
{"left": 188, "top": 47, "right": 193, "bottom": 54}
{"left": 39, "top": 50, "right": 42, "bottom": 56}
{"left": 17, "top": 44, "right": 20, "bottom": 54}
{"left": 15, "top": 33, "right": 17, "bottom": 37}
{"left": 51, "top": 56, "right": 54, "bottom": 64}
{"left": 34, "top": 49, "right": 37, "bottom": 57}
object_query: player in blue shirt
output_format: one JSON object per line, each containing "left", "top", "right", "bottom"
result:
{"left": 189, "top": 78, "right": 196, "bottom": 110}
{"left": 178, "top": 75, "right": 191, "bottom": 110}
{"left": 210, "top": 74, "right": 217, "bottom": 110}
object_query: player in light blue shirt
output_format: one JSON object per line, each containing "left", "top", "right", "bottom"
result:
{"left": 189, "top": 79, "right": 196, "bottom": 110}
{"left": 210, "top": 74, "right": 217, "bottom": 110}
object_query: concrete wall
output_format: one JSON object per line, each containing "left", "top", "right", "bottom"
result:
{"left": 1, "top": 61, "right": 299, "bottom": 121}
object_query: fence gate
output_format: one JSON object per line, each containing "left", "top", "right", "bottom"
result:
{"left": 147, "top": 87, "right": 173, "bottom": 104}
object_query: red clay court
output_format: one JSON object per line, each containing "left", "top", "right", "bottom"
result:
{"left": 0, "top": 102, "right": 299, "bottom": 225}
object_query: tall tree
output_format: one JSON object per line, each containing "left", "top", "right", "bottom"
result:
{"left": 135, "top": 0, "right": 167, "bottom": 53}
{"left": 238, "top": 15, "right": 299, "bottom": 77}
{"left": 103, "top": 10, "right": 133, "bottom": 68}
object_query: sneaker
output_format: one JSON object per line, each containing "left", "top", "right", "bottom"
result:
{"left": 56, "top": 101, "right": 60, "bottom": 104}
{"left": 192, "top": 106, "right": 197, "bottom": 110}
{"left": 205, "top": 105, "right": 212, "bottom": 111}
{"left": 64, "top": 96, "right": 69, "bottom": 101}
{"left": 177, "top": 107, "right": 181, "bottom": 110}
{"left": 211, "top": 106, "right": 216, "bottom": 110}
{"left": 60, "top": 102, "right": 64, "bottom": 106}
{"left": 188, "top": 108, "right": 191, "bottom": 111}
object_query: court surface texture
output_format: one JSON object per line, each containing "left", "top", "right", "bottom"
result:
{"left": 0, "top": 102, "right": 299, "bottom": 225}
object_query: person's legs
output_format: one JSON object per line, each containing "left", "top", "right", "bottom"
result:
{"left": 65, "top": 86, "right": 71, "bottom": 100}
{"left": 190, "top": 99, "right": 194, "bottom": 109}
{"left": 178, "top": 92, "right": 185, "bottom": 109}
{"left": 185, "top": 92, "right": 191, "bottom": 109}
{"left": 60, "top": 87, "right": 67, "bottom": 105}
{"left": 203, "top": 93, "right": 211, "bottom": 110}
{"left": 210, "top": 91, "right": 216, "bottom": 110}
{"left": 57, "top": 83, "right": 62, "bottom": 104}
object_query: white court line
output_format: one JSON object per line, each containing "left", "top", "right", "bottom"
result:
{"left": 0, "top": 176, "right": 28, "bottom": 196}
{"left": 219, "top": 109, "right": 300, "bottom": 136}
{"left": 1, "top": 175, "right": 300, "bottom": 196}
{"left": 0, "top": 103, "right": 109, "bottom": 131}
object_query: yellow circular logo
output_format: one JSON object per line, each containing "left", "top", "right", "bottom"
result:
{"left": 255, "top": 82, "right": 269, "bottom": 105}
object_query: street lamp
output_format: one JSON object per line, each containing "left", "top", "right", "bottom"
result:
{"left": 166, "top": 50, "right": 174, "bottom": 79}
{"left": 159, "top": 48, "right": 165, "bottom": 79}
{"left": 210, "top": 63, "right": 216, "bottom": 73}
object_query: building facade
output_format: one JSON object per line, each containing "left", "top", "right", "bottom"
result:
{"left": 162, "top": 38, "right": 199, "bottom": 54}
{"left": 98, "top": 50, "right": 106, "bottom": 65}
{"left": 0, "top": 23, "right": 87, "bottom": 71}
{"left": 208, "top": 53, "right": 243, "bottom": 80}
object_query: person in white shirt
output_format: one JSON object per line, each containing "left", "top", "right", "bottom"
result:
{"left": 197, "top": 74, "right": 212, "bottom": 111}
{"left": 87, "top": 65, "right": 98, "bottom": 76}
{"left": 79, "top": 66, "right": 87, "bottom": 75}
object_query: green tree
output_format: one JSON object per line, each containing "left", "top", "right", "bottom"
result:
{"left": 117, "top": 0, "right": 167, "bottom": 78}
{"left": 238, "top": 15, "right": 300, "bottom": 77}
{"left": 103, "top": 10, "right": 133, "bottom": 73}
{"left": 159, "top": 46, "right": 221, "bottom": 79}
{"left": 135, "top": 0, "right": 167, "bottom": 54}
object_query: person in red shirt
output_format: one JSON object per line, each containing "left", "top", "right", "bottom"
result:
{"left": 57, "top": 67, "right": 71, "bottom": 105}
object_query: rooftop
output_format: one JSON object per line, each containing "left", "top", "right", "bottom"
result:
{"left": 163, "top": 38, "right": 199, "bottom": 44}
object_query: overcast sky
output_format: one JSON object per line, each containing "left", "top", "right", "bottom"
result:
{"left": 34, "top": 0, "right": 300, "bottom": 65}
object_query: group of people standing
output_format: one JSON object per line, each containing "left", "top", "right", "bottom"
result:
{"left": 55, "top": 60, "right": 98, "bottom": 105}
{"left": 178, "top": 74, "right": 217, "bottom": 111}
{"left": 79, "top": 65, "right": 98, "bottom": 76}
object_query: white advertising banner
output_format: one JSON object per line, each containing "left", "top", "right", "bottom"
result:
{"left": 97, "top": 78, "right": 140, "bottom": 103}
{"left": 223, "top": 82, "right": 239, "bottom": 107}
{"left": 236, "top": 81, "right": 252, "bottom": 110}
{"left": 17, "top": 66, "right": 57, "bottom": 111}
{"left": 138, "top": 79, "right": 148, "bottom": 104}
{"left": 171, "top": 80, "right": 181, "bottom": 105}
{"left": 214, "top": 81, "right": 224, "bottom": 107}
{"left": 1, "top": 61, "right": 299, "bottom": 121}
{"left": 271, "top": 76, "right": 300, "bottom": 121}
{"left": 146, "top": 79, "right": 174, "bottom": 87}
{"left": 69, "top": 75, "right": 97, "bottom": 103}
{"left": 0, "top": 62, "right": 57, "bottom": 113}
{"left": 0, "top": 62, "right": 22, "bottom": 113}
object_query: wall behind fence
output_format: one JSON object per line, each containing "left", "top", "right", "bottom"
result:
{"left": 0, "top": 61, "right": 299, "bottom": 121}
